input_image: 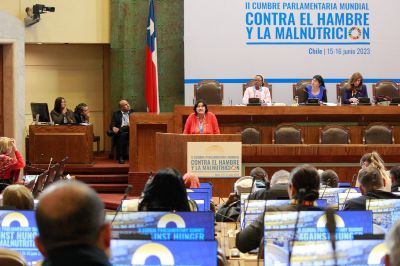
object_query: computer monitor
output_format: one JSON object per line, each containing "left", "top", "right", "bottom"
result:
{"left": 264, "top": 211, "right": 374, "bottom": 265}
{"left": 30, "top": 103, "right": 50, "bottom": 122}
{"left": 106, "top": 212, "right": 215, "bottom": 240}
{"left": 367, "top": 198, "right": 400, "bottom": 234}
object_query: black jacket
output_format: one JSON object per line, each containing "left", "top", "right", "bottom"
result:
{"left": 42, "top": 245, "right": 111, "bottom": 266}
{"left": 343, "top": 190, "right": 400, "bottom": 211}
{"left": 247, "top": 184, "right": 289, "bottom": 200}
{"left": 110, "top": 109, "right": 134, "bottom": 129}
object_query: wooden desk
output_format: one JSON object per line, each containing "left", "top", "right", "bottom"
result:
{"left": 29, "top": 125, "right": 93, "bottom": 164}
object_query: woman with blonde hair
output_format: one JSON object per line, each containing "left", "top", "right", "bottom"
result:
{"left": 2, "top": 184, "right": 34, "bottom": 210}
{"left": 0, "top": 137, "right": 25, "bottom": 186}
{"left": 343, "top": 72, "right": 368, "bottom": 104}
{"left": 358, "top": 151, "right": 391, "bottom": 192}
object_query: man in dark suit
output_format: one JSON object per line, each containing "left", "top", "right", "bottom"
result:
{"left": 35, "top": 181, "right": 112, "bottom": 266}
{"left": 343, "top": 166, "right": 400, "bottom": 210}
{"left": 248, "top": 169, "right": 290, "bottom": 200}
{"left": 109, "top": 99, "right": 134, "bottom": 164}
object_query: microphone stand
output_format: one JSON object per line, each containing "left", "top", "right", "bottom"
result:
{"left": 111, "top": 185, "right": 133, "bottom": 225}
{"left": 340, "top": 174, "right": 357, "bottom": 211}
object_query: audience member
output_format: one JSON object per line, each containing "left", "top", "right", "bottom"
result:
{"left": 305, "top": 75, "right": 327, "bottom": 103}
{"left": 248, "top": 169, "right": 290, "bottom": 200}
{"left": 343, "top": 166, "right": 400, "bottom": 211}
{"left": 236, "top": 164, "right": 321, "bottom": 253}
{"left": 385, "top": 219, "right": 400, "bottom": 266}
{"left": 343, "top": 72, "right": 368, "bottom": 104}
{"left": 0, "top": 137, "right": 25, "bottom": 186}
{"left": 183, "top": 172, "right": 200, "bottom": 188}
{"left": 50, "top": 97, "right": 76, "bottom": 124}
{"left": 74, "top": 103, "right": 90, "bottom": 124}
{"left": 138, "top": 168, "right": 190, "bottom": 212}
{"left": 34, "top": 180, "right": 111, "bottom": 266}
{"left": 242, "top": 75, "right": 272, "bottom": 105}
{"left": 109, "top": 99, "right": 134, "bottom": 164}
{"left": 2, "top": 184, "right": 34, "bottom": 210}
{"left": 359, "top": 151, "right": 392, "bottom": 192}
{"left": 320, "top": 169, "right": 339, "bottom": 188}
{"left": 183, "top": 100, "right": 220, "bottom": 134}
{"left": 390, "top": 166, "right": 400, "bottom": 192}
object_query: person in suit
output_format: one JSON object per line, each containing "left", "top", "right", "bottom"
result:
{"left": 34, "top": 180, "right": 112, "bottom": 266}
{"left": 305, "top": 75, "right": 327, "bottom": 103}
{"left": 247, "top": 169, "right": 290, "bottom": 200}
{"left": 109, "top": 99, "right": 134, "bottom": 164}
{"left": 343, "top": 166, "right": 400, "bottom": 211}
{"left": 343, "top": 72, "right": 368, "bottom": 104}
{"left": 236, "top": 165, "right": 322, "bottom": 253}
{"left": 50, "top": 97, "right": 76, "bottom": 124}
{"left": 74, "top": 103, "right": 90, "bottom": 124}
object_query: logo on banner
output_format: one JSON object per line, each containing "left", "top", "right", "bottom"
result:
{"left": 157, "top": 214, "right": 186, "bottom": 228}
{"left": 316, "top": 214, "right": 345, "bottom": 228}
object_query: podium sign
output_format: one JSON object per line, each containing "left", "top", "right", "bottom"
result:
{"left": 187, "top": 142, "right": 241, "bottom": 178}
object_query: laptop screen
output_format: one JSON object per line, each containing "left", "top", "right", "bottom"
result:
{"left": 0, "top": 210, "right": 43, "bottom": 265}
{"left": 319, "top": 187, "right": 360, "bottom": 206}
{"left": 367, "top": 198, "right": 400, "bottom": 234}
{"left": 111, "top": 240, "right": 217, "bottom": 266}
{"left": 187, "top": 191, "right": 210, "bottom": 211}
{"left": 106, "top": 212, "right": 215, "bottom": 240}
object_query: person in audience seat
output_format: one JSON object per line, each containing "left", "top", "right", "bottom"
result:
{"left": 242, "top": 75, "right": 272, "bottom": 105}
{"left": 343, "top": 166, "right": 400, "bottom": 211}
{"left": 50, "top": 97, "right": 76, "bottom": 124}
{"left": 358, "top": 151, "right": 392, "bottom": 192}
{"left": 248, "top": 169, "right": 290, "bottom": 200}
{"left": 385, "top": 219, "right": 400, "bottom": 266}
{"left": 35, "top": 180, "right": 112, "bottom": 266}
{"left": 109, "top": 99, "right": 134, "bottom": 164}
{"left": 343, "top": 72, "right": 368, "bottom": 104}
{"left": 0, "top": 137, "right": 25, "bottom": 187}
{"left": 389, "top": 166, "right": 400, "bottom": 192}
{"left": 138, "top": 168, "right": 191, "bottom": 212}
{"left": 183, "top": 172, "right": 200, "bottom": 188}
{"left": 183, "top": 100, "right": 220, "bottom": 134}
{"left": 320, "top": 169, "right": 339, "bottom": 188}
{"left": 2, "top": 184, "right": 34, "bottom": 210}
{"left": 235, "top": 164, "right": 322, "bottom": 253}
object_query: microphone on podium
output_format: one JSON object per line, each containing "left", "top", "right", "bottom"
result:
{"left": 111, "top": 185, "right": 133, "bottom": 224}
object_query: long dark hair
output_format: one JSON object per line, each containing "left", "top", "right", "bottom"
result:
{"left": 139, "top": 168, "right": 190, "bottom": 211}
{"left": 313, "top": 75, "right": 325, "bottom": 88}
{"left": 54, "top": 97, "right": 65, "bottom": 113}
{"left": 290, "top": 164, "right": 320, "bottom": 201}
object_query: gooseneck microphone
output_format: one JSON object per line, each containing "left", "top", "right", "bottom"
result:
{"left": 326, "top": 207, "right": 338, "bottom": 266}
{"left": 340, "top": 174, "right": 357, "bottom": 211}
{"left": 288, "top": 188, "right": 306, "bottom": 266}
{"left": 111, "top": 185, "right": 133, "bottom": 224}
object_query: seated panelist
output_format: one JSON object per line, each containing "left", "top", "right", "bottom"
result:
{"left": 50, "top": 97, "right": 76, "bottom": 124}
{"left": 183, "top": 100, "right": 220, "bottom": 134}
{"left": 305, "top": 75, "right": 327, "bottom": 103}
{"left": 343, "top": 72, "right": 368, "bottom": 104}
{"left": 242, "top": 75, "right": 272, "bottom": 105}
{"left": 74, "top": 103, "right": 90, "bottom": 124}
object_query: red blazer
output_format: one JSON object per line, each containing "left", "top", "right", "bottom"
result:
{"left": 183, "top": 112, "right": 220, "bottom": 134}
{"left": 0, "top": 151, "right": 25, "bottom": 182}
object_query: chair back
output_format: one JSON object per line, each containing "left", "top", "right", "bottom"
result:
{"left": 31, "top": 170, "right": 48, "bottom": 198}
{"left": 363, "top": 123, "right": 394, "bottom": 144}
{"left": 194, "top": 80, "right": 224, "bottom": 105}
{"left": 54, "top": 157, "right": 68, "bottom": 181}
{"left": 0, "top": 249, "right": 28, "bottom": 266}
{"left": 273, "top": 124, "right": 303, "bottom": 144}
{"left": 242, "top": 81, "right": 273, "bottom": 98}
{"left": 43, "top": 163, "right": 60, "bottom": 188}
{"left": 372, "top": 80, "right": 400, "bottom": 100}
{"left": 241, "top": 128, "right": 261, "bottom": 144}
{"left": 336, "top": 80, "right": 350, "bottom": 100}
{"left": 292, "top": 80, "right": 311, "bottom": 104}
{"left": 320, "top": 125, "right": 350, "bottom": 144}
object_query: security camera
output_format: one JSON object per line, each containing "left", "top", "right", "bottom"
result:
{"left": 25, "top": 4, "right": 55, "bottom": 27}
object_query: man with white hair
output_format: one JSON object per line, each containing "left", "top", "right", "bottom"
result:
{"left": 247, "top": 169, "right": 290, "bottom": 200}
{"left": 385, "top": 219, "right": 400, "bottom": 266}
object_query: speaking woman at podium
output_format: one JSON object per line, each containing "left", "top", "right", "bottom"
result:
{"left": 183, "top": 100, "right": 220, "bottom": 134}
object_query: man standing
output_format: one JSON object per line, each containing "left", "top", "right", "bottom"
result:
{"left": 34, "top": 180, "right": 112, "bottom": 266}
{"left": 109, "top": 99, "right": 134, "bottom": 164}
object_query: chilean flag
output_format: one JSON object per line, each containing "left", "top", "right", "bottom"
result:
{"left": 145, "top": 0, "right": 159, "bottom": 113}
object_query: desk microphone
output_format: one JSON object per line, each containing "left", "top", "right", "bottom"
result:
{"left": 111, "top": 185, "right": 133, "bottom": 225}
{"left": 288, "top": 188, "right": 306, "bottom": 266}
{"left": 320, "top": 184, "right": 328, "bottom": 199}
{"left": 340, "top": 174, "right": 357, "bottom": 211}
{"left": 326, "top": 207, "right": 337, "bottom": 266}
